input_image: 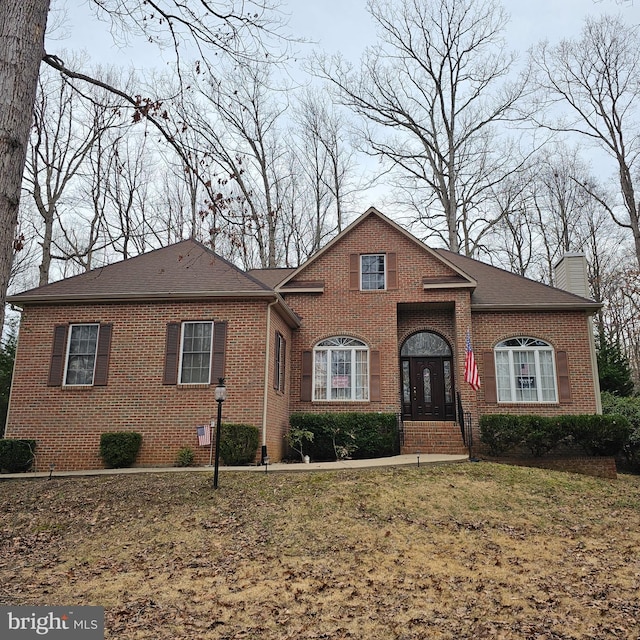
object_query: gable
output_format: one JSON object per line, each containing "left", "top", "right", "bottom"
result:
{"left": 278, "top": 208, "right": 476, "bottom": 293}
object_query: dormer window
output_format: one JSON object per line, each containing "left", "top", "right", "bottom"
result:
{"left": 361, "top": 254, "right": 386, "bottom": 290}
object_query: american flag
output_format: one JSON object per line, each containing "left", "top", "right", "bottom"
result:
{"left": 197, "top": 425, "right": 211, "bottom": 447}
{"left": 464, "top": 331, "right": 481, "bottom": 391}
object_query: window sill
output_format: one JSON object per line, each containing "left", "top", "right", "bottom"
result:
{"left": 61, "top": 385, "right": 95, "bottom": 391}
{"left": 311, "top": 400, "right": 371, "bottom": 404}
{"left": 177, "top": 384, "right": 211, "bottom": 390}
{"left": 496, "top": 401, "right": 559, "bottom": 406}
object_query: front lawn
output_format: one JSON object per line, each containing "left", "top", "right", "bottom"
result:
{"left": 1, "top": 463, "right": 639, "bottom": 638}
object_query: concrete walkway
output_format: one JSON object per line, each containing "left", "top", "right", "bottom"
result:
{"left": 0, "top": 453, "right": 469, "bottom": 480}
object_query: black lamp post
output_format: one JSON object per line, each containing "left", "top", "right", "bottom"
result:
{"left": 213, "top": 377, "right": 226, "bottom": 489}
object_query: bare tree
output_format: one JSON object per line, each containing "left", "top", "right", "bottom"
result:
{"left": 315, "top": 0, "right": 528, "bottom": 255}
{"left": 0, "top": 1, "right": 50, "bottom": 329}
{"left": 186, "top": 61, "right": 292, "bottom": 268}
{"left": 293, "top": 88, "right": 359, "bottom": 239}
{"left": 0, "top": 0, "right": 288, "bottom": 328}
{"left": 23, "top": 58, "right": 124, "bottom": 285}
{"left": 530, "top": 14, "right": 640, "bottom": 270}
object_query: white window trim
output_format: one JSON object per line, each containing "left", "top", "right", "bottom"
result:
{"left": 312, "top": 337, "right": 369, "bottom": 401}
{"left": 495, "top": 338, "right": 558, "bottom": 403}
{"left": 63, "top": 323, "right": 99, "bottom": 387}
{"left": 275, "top": 331, "right": 285, "bottom": 392}
{"left": 178, "top": 321, "right": 214, "bottom": 385}
{"left": 360, "top": 254, "right": 386, "bottom": 291}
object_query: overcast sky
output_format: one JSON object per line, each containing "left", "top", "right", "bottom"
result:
{"left": 48, "top": 0, "right": 640, "bottom": 73}
{"left": 42, "top": 0, "right": 640, "bottom": 218}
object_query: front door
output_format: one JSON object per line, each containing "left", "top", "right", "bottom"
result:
{"left": 401, "top": 356, "right": 454, "bottom": 420}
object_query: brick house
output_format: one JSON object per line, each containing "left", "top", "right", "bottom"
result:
{"left": 5, "top": 208, "right": 601, "bottom": 470}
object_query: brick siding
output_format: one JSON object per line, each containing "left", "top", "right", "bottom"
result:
{"left": 6, "top": 300, "right": 274, "bottom": 471}
{"left": 6, "top": 213, "right": 601, "bottom": 470}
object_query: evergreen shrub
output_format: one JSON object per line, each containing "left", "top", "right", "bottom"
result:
{"left": 0, "top": 439, "right": 36, "bottom": 472}
{"left": 219, "top": 423, "right": 259, "bottom": 465}
{"left": 288, "top": 413, "right": 398, "bottom": 461}
{"left": 99, "top": 432, "right": 142, "bottom": 468}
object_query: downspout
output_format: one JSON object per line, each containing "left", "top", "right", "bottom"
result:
{"left": 588, "top": 314, "right": 602, "bottom": 414}
{"left": 261, "top": 299, "right": 278, "bottom": 464}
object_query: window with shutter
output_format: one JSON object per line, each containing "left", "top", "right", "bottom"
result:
{"left": 493, "top": 338, "right": 559, "bottom": 403}
{"left": 164, "top": 320, "right": 226, "bottom": 386}
{"left": 50, "top": 323, "right": 113, "bottom": 387}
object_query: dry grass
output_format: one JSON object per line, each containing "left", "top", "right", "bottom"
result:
{"left": 1, "top": 462, "right": 640, "bottom": 639}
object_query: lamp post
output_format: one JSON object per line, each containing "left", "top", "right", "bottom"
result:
{"left": 213, "top": 378, "right": 226, "bottom": 489}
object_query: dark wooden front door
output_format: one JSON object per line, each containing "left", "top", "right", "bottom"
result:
{"left": 401, "top": 356, "right": 454, "bottom": 420}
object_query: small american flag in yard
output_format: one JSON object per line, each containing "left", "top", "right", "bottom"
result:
{"left": 197, "top": 425, "right": 211, "bottom": 446}
{"left": 464, "top": 331, "right": 481, "bottom": 391}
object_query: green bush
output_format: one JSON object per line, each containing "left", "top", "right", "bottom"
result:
{"left": 175, "top": 447, "right": 195, "bottom": 467}
{"left": 601, "top": 392, "right": 640, "bottom": 469}
{"left": 520, "top": 415, "right": 568, "bottom": 457}
{"left": 289, "top": 413, "right": 398, "bottom": 461}
{"left": 479, "top": 415, "right": 524, "bottom": 456}
{"left": 0, "top": 439, "right": 36, "bottom": 473}
{"left": 480, "top": 412, "right": 631, "bottom": 459}
{"left": 99, "top": 432, "right": 142, "bottom": 468}
{"left": 567, "top": 413, "right": 632, "bottom": 457}
{"left": 219, "top": 423, "right": 259, "bottom": 465}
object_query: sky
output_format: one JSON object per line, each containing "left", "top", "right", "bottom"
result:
{"left": 42, "top": 0, "right": 640, "bottom": 218}
{"left": 48, "top": 0, "right": 640, "bottom": 74}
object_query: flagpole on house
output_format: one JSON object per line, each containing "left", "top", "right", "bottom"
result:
{"left": 464, "top": 329, "right": 481, "bottom": 462}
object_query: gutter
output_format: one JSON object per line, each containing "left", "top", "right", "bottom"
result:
{"left": 470, "top": 303, "right": 602, "bottom": 313}
{"left": 9, "top": 290, "right": 302, "bottom": 329}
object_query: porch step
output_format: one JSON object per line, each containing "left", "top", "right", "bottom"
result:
{"left": 401, "top": 420, "right": 467, "bottom": 455}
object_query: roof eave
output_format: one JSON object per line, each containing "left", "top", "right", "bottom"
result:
{"left": 8, "top": 290, "right": 277, "bottom": 304}
{"left": 423, "top": 281, "right": 477, "bottom": 290}
{"left": 471, "top": 303, "right": 602, "bottom": 313}
{"left": 8, "top": 290, "right": 302, "bottom": 329}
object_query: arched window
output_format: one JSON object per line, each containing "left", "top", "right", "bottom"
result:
{"left": 495, "top": 337, "right": 557, "bottom": 403}
{"left": 401, "top": 332, "right": 452, "bottom": 357}
{"left": 314, "top": 337, "right": 369, "bottom": 401}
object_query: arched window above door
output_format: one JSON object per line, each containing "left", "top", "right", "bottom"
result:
{"left": 401, "top": 332, "right": 452, "bottom": 357}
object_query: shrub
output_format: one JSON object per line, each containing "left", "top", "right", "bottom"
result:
{"left": 601, "top": 392, "right": 640, "bottom": 469}
{"left": 479, "top": 415, "right": 524, "bottom": 456}
{"left": 99, "top": 432, "right": 142, "bottom": 468}
{"left": 219, "top": 423, "right": 259, "bottom": 465}
{"left": 285, "top": 425, "right": 314, "bottom": 461}
{"left": 289, "top": 413, "right": 398, "bottom": 461}
{"left": 480, "top": 412, "right": 632, "bottom": 459}
{"left": 520, "top": 416, "right": 568, "bottom": 457}
{"left": 0, "top": 439, "right": 36, "bottom": 473}
{"left": 175, "top": 447, "right": 195, "bottom": 467}
{"left": 567, "top": 414, "right": 632, "bottom": 457}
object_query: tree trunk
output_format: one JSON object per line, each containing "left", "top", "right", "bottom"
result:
{"left": 0, "top": 0, "right": 50, "bottom": 327}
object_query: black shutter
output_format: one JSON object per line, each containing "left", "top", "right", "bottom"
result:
{"left": 163, "top": 323, "right": 180, "bottom": 385}
{"left": 48, "top": 325, "right": 68, "bottom": 386}
{"left": 211, "top": 321, "right": 227, "bottom": 383}
{"left": 93, "top": 324, "right": 113, "bottom": 386}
